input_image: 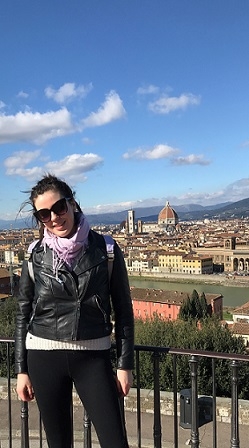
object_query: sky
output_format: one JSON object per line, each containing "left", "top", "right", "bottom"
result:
{"left": 0, "top": 0, "right": 249, "bottom": 221}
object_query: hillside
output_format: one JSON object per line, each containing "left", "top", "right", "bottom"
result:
{"left": 1, "top": 198, "right": 249, "bottom": 229}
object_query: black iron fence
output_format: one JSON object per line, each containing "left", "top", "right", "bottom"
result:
{"left": 1, "top": 337, "right": 249, "bottom": 448}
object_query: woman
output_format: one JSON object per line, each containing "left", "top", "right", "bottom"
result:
{"left": 15, "top": 174, "right": 134, "bottom": 448}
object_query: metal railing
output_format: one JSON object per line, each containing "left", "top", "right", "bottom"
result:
{"left": 1, "top": 337, "right": 249, "bottom": 448}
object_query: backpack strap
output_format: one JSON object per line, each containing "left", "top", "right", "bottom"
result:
{"left": 28, "top": 258, "right": 35, "bottom": 282}
{"left": 103, "top": 234, "right": 115, "bottom": 283}
{"left": 27, "top": 240, "right": 40, "bottom": 283}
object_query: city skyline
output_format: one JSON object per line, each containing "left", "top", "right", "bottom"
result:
{"left": 1, "top": 1, "right": 249, "bottom": 221}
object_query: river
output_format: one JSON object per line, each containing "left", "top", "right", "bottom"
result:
{"left": 129, "top": 277, "right": 249, "bottom": 308}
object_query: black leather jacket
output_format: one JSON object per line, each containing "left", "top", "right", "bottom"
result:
{"left": 15, "top": 230, "right": 134, "bottom": 374}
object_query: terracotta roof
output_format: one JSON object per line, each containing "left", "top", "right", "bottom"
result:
{"left": 183, "top": 254, "right": 212, "bottom": 260}
{"left": 0, "top": 268, "right": 10, "bottom": 279}
{"left": 0, "top": 293, "right": 9, "bottom": 300}
{"left": 130, "top": 287, "right": 221, "bottom": 305}
{"left": 233, "top": 302, "right": 249, "bottom": 315}
{"left": 158, "top": 201, "right": 178, "bottom": 224}
{"left": 232, "top": 322, "right": 249, "bottom": 335}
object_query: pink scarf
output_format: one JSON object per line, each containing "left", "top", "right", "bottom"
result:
{"left": 42, "top": 213, "right": 90, "bottom": 276}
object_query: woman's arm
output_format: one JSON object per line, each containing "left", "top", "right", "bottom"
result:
{"left": 15, "top": 260, "right": 34, "bottom": 374}
{"left": 110, "top": 242, "right": 134, "bottom": 371}
{"left": 116, "top": 369, "right": 133, "bottom": 397}
{"left": 16, "top": 373, "right": 34, "bottom": 401}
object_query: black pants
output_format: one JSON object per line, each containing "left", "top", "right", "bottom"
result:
{"left": 27, "top": 349, "right": 129, "bottom": 448}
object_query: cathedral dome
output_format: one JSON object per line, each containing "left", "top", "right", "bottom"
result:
{"left": 158, "top": 201, "right": 179, "bottom": 227}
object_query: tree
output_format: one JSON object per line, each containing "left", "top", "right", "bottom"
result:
{"left": 0, "top": 296, "right": 17, "bottom": 337}
{"left": 134, "top": 315, "right": 249, "bottom": 398}
{"left": 0, "top": 296, "right": 17, "bottom": 377}
{"left": 178, "top": 295, "right": 191, "bottom": 320}
{"left": 190, "top": 289, "right": 202, "bottom": 318}
{"left": 179, "top": 290, "right": 210, "bottom": 320}
{"left": 18, "top": 250, "right": 25, "bottom": 262}
{"left": 199, "top": 292, "right": 209, "bottom": 317}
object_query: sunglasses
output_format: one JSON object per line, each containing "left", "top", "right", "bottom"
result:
{"left": 34, "top": 197, "right": 71, "bottom": 223}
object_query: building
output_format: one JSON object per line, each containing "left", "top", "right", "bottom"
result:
{"left": 230, "top": 322, "right": 249, "bottom": 348}
{"left": 158, "top": 250, "right": 184, "bottom": 273}
{"left": 196, "top": 235, "right": 249, "bottom": 273}
{"left": 158, "top": 201, "right": 179, "bottom": 230}
{"left": 127, "top": 210, "right": 135, "bottom": 234}
{"left": 126, "top": 202, "right": 179, "bottom": 235}
{"left": 156, "top": 251, "right": 213, "bottom": 275}
{"left": 232, "top": 302, "right": 249, "bottom": 323}
{"left": 222, "top": 303, "right": 249, "bottom": 348}
{"left": 182, "top": 254, "right": 213, "bottom": 275}
{"left": 126, "top": 257, "right": 158, "bottom": 273}
{"left": 131, "top": 287, "right": 223, "bottom": 320}
{"left": 0, "top": 268, "right": 11, "bottom": 295}
{"left": 141, "top": 222, "right": 160, "bottom": 233}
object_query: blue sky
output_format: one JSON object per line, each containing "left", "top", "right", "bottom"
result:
{"left": 1, "top": 0, "right": 249, "bottom": 220}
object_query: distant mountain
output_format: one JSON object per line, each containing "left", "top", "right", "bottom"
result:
{"left": 0, "top": 199, "right": 247, "bottom": 230}
{"left": 173, "top": 202, "right": 232, "bottom": 212}
{"left": 205, "top": 198, "right": 249, "bottom": 218}
{"left": 84, "top": 199, "right": 249, "bottom": 224}
{"left": 0, "top": 218, "right": 26, "bottom": 230}
{"left": 176, "top": 198, "right": 249, "bottom": 221}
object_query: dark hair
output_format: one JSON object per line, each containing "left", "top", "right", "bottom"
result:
{"left": 20, "top": 173, "right": 82, "bottom": 232}
{"left": 30, "top": 173, "right": 75, "bottom": 205}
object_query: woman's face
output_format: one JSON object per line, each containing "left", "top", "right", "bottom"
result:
{"left": 34, "top": 190, "right": 76, "bottom": 238}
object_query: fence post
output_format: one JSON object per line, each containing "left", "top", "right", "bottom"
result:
{"left": 135, "top": 350, "right": 142, "bottom": 448}
{"left": 212, "top": 358, "right": 217, "bottom": 448}
{"left": 21, "top": 401, "right": 29, "bottom": 448}
{"left": 172, "top": 355, "right": 178, "bottom": 448}
{"left": 7, "top": 342, "right": 12, "bottom": 448}
{"left": 189, "top": 355, "right": 199, "bottom": 448}
{"left": 230, "top": 360, "right": 240, "bottom": 448}
{"left": 83, "top": 409, "right": 92, "bottom": 448}
{"left": 153, "top": 351, "right": 162, "bottom": 448}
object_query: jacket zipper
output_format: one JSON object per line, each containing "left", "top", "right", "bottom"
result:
{"left": 71, "top": 257, "right": 108, "bottom": 338}
{"left": 42, "top": 269, "right": 80, "bottom": 340}
{"left": 40, "top": 256, "right": 107, "bottom": 340}
{"left": 28, "top": 298, "right": 40, "bottom": 328}
{"left": 72, "top": 271, "right": 91, "bottom": 340}
{"left": 41, "top": 271, "right": 64, "bottom": 284}
{"left": 95, "top": 296, "right": 108, "bottom": 323}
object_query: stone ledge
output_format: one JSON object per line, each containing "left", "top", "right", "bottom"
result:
{"left": 1, "top": 378, "right": 249, "bottom": 425}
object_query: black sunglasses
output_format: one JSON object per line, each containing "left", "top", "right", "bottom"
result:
{"left": 33, "top": 197, "right": 71, "bottom": 223}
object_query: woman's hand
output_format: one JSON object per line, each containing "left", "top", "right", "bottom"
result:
{"left": 16, "top": 373, "right": 35, "bottom": 401}
{"left": 116, "top": 369, "right": 133, "bottom": 397}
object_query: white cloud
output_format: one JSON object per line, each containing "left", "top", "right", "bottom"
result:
{"left": 0, "top": 100, "right": 6, "bottom": 109}
{"left": 241, "top": 140, "right": 249, "bottom": 148}
{"left": 4, "top": 150, "right": 43, "bottom": 180}
{"left": 0, "top": 90, "right": 126, "bottom": 146}
{"left": 82, "top": 137, "right": 93, "bottom": 145}
{"left": 222, "top": 178, "right": 249, "bottom": 202}
{"left": 173, "top": 191, "right": 225, "bottom": 205}
{"left": 0, "top": 108, "right": 74, "bottom": 145}
{"left": 17, "top": 91, "right": 29, "bottom": 98}
{"left": 4, "top": 150, "right": 41, "bottom": 170}
{"left": 137, "top": 84, "right": 159, "bottom": 95}
{"left": 123, "top": 144, "right": 179, "bottom": 160}
{"left": 45, "top": 153, "right": 103, "bottom": 182}
{"left": 147, "top": 179, "right": 249, "bottom": 208}
{"left": 4, "top": 150, "right": 103, "bottom": 182}
{"left": 45, "top": 82, "right": 93, "bottom": 104}
{"left": 171, "top": 154, "right": 211, "bottom": 166}
{"left": 84, "top": 199, "right": 145, "bottom": 214}
{"left": 148, "top": 93, "right": 201, "bottom": 114}
{"left": 81, "top": 91, "right": 126, "bottom": 129}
